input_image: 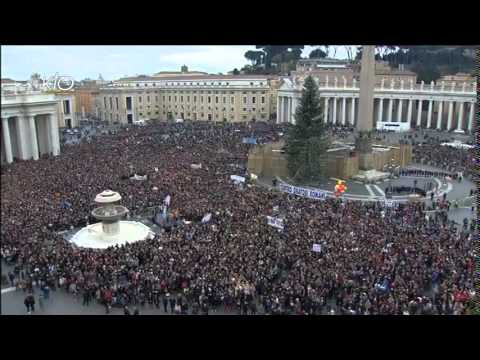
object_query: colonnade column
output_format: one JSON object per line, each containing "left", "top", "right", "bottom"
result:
{"left": 387, "top": 99, "right": 393, "bottom": 122}
{"left": 447, "top": 101, "right": 453, "bottom": 131}
{"left": 341, "top": 97, "right": 346, "bottom": 125}
{"left": 467, "top": 102, "right": 474, "bottom": 132}
{"left": 332, "top": 97, "right": 337, "bottom": 124}
{"left": 407, "top": 99, "right": 413, "bottom": 126}
{"left": 455, "top": 102, "right": 464, "bottom": 131}
{"left": 276, "top": 96, "right": 281, "bottom": 124}
{"left": 288, "top": 97, "right": 293, "bottom": 124}
{"left": 377, "top": 98, "right": 383, "bottom": 123}
{"left": 292, "top": 98, "right": 297, "bottom": 125}
{"left": 49, "top": 113, "right": 60, "bottom": 156}
{"left": 397, "top": 99, "right": 403, "bottom": 122}
{"left": 1, "top": 117, "right": 13, "bottom": 164}
{"left": 416, "top": 100, "right": 423, "bottom": 127}
{"left": 279, "top": 97, "right": 284, "bottom": 123}
{"left": 27, "top": 115, "right": 39, "bottom": 160}
{"left": 427, "top": 100, "right": 433, "bottom": 128}
{"left": 324, "top": 97, "right": 329, "bottom": 123}
{"left": 436, "top": 101, "right": 443, "bottom": 130}
{"left": 350, "top": 97, "right": 355, "bottom": 125}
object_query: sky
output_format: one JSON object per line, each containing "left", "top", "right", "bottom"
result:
{"left": 1, "top": 45, "right": 350, "bottom": 81}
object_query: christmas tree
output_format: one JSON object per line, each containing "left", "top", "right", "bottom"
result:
{"left": 285, "top": 76, "right": 330, "bottom": 182}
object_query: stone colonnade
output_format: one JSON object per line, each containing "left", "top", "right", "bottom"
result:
{"left": 1, "top": 113, "right": 60, "bottom": 164}
{"left": 277, "top": 95, "right": 475, "bottom": 132}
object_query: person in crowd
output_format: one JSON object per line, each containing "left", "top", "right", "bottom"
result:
{"left": 24, "top": 293, "right": 35, "bottom": 314}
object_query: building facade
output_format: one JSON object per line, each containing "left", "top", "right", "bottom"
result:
{"left": 95, "top": 71, "right": 280, "bottom": 124}
{"left": 53, "top": 92, "right": 77, "bottom": 128}
{"left": 74, "top": 86, "right": 100, "bottom": 120}
{"left": 1, "top": 91, "right": 61, "bottom": 164}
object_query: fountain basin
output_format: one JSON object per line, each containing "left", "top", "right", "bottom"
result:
{"left": 70, "top": 221, "right": 154, "bottom": 249}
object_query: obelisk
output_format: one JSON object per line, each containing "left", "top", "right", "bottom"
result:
{"left": 355, "top": 45, "right": 376, "bottom": 170}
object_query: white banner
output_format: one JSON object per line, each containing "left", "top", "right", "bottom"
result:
{"left": 230, "top": 175, "right": 246, "bottom": 183}
{"left": 278, "top": 182, "right": 327, "bottom": 201}
{"left": 384, "top": 199, "right": 394, "bottom": 207}
{"left": 267, "top": 216, "right": 284, "bottom": 230}
{"left": 312, "top": 244, "right": 322, "bottom": 253}
{"left": 201, "top": 213, "right": 212, "bottom": 223}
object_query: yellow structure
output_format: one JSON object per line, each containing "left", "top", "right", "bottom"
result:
{"left": 247, "top": 140, "right": 412, "bottom": 181}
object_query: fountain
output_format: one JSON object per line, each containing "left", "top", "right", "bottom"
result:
{"left": 70, "top": 190, "right": 154, "bottom": 249}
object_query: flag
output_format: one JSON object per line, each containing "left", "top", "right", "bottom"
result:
{"left": 164, "top": 195, "right": 171, "bottom": 207}
{"left": 201, "top": 213, "right": 212, "bottom": 223}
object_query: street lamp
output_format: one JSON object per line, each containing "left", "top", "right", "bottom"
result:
{"left": 385, "top": 158, "right": 396, "bottom": 198}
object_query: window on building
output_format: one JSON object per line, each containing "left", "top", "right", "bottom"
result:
{"left": 174, "top": 96, "right": 177, "bottom": 102}
{"left": 231, "top": 97, "right": 234, "bottom": 104}
{"left": 194, "top": 96, "right": 197, "bottom": 103}
{"left": 115, "top": 97, "right": 119, "bottom": 110}
{"left": 147, "top": 96, "right": 150, "bottom": 102}
{"left": 155, "top": 111, "right": 159, "bottom": 114}
{"left": 208, "top": 96, "right": 211, "bottom": 103}
{"left": 63, "top": 100, "right": 71, "bottom": 114}
{"left": 243, "top": 108, "right": 247, "bottom": 112}
{"left": 187, "top": 96, "right": 190, "bottom": 102}
{"left": 181, "top": 96, "right": 183, "bottom": 102}
{"left": 155, "top": 96, "right": 158, "bottom": 102}
{"left": 252, "top": 97, "right": 256, "bottom": 104}
{"left": 109, "top": 97, "right": 113, "bottom": 109}
{"left": 136, "top": 84, "right": 139, "bottom": 87}
{"left": 139, "top": 96, "right": 142, "bottom": 103}
{"left": 215, "top": 96, "right": 219, "bottom": 103}
{"left": 231, "top": 108, "right": 234, "bottom": 112}
{"left": 169, "top": 96, "right": 171, "bottom": 101}
{"left": 243, "top": 115, "right": 247, "bottom": 120}
{"left": 223, "top": 97, "right": 226, "bottom": 103}
{"left": 261, "top": 96, "right": 265, "bottom": 104}
{"left": 243, "top": 97, "right": 247, "bottom": 104}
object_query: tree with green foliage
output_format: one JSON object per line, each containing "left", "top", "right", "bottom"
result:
{"left": 285, "top": 76, "right": 330, "bottom": 182}
{"left": 232, "top": 68, "right": 240, "bottom": 75}
{"left": 244, "top": 50, "right": 264, "bottom": 66}
{"left": 309, "top": 48, "right": 327, "bottom": 58}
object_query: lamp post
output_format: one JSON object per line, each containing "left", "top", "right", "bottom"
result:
{"left": 385, "top": 158, "right": 396, "bottom": 198}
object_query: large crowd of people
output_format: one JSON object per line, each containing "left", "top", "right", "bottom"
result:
{"left": 1, "top": 121, "right": 475, "bottom": 315}
{"left": 412, "top": 141, "right": 475, "bottom": 179}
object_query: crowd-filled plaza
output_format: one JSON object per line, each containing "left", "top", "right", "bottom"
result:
{"left": 1, "top": 120, "right": 476, "bottom": 315}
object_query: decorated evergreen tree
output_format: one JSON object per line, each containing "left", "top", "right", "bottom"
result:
{"left": 285, "top": 76, "right": 330, "bottom": 182}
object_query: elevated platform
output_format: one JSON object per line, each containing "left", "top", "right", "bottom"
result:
{"left": 352, "top": 169, "right": 390, "bottom": 183}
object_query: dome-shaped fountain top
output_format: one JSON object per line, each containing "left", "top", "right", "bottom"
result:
{"left": 95, "top": 190, "right": 122, "bottom": 204}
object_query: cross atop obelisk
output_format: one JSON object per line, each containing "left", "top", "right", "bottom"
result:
{"left": 357, "top": 45, "right": 376, "bottom": 132}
